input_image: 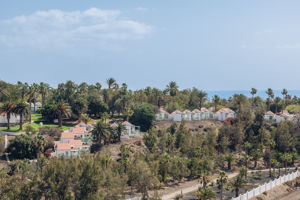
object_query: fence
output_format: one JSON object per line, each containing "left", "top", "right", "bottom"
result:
{"left": 232, "top": 170, "right": 300, "bottom": 200}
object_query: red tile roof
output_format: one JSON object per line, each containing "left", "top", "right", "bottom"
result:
{"left": 70, "top": 127, "right": 86, "bottom": 134}
{"left": 61, "top": 132, "right": 74, "bottom": 139}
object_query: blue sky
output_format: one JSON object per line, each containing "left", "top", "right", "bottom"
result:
{"left": 1, "top": 0, "right": 300, "bottom": 90}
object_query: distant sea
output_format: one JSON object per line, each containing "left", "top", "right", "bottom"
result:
{"left": 206, "top": 90, "right": 300, "bottom": 100}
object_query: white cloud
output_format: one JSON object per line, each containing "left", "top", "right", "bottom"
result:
{"left": 136, "top": 7, "right": 148, "bottom": 12}
{"left": 0, "top": 8, "right": 152, "bottom": 49}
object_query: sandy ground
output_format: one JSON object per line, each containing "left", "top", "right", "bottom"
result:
{"left": 160, "top": 172, "right": 239, "bottom": 200}
{"left": 279, "top": 190, "right": 300, "bottom": 200}
{"left": 251, "top": 177, "right": 300, "bottom": 200}
{"left": 153, "top": 120, "right": 224, "bottom": 133}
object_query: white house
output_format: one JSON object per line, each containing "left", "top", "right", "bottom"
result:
{"left": 0, "top": 112, "right": 21, "bottom": 124}
{"left": 264, "top": 111, "right": 285, "bottom": 123}
{"left": 264, "top": 111, "right": 275, "bottom": 122}
{"left": 70, "top": 127, "right": 92, "bottom": 145}
{"left": 171, "top": 110, "right": 182, "bottom": 122}
{"left": 121, "top": 121, "right": 140, "bottom": 139}
{"left": 155, "top": 107, "right": 171, "bottom": 121}
{"left": 30, "top": 102, "right": 42, "bottom": 113}
{"left": 200, "top": 108, "right": 213, "bottom": 120}
{"left": 192, "top": 109, "right": 201, "bottom": 120}
{"left": 55, "top": 139, "right": 89, "bottom": 158}
{"left": 279, "top": 110, "right": 295, "bottom": 121}
{"left": 182, "top": 109, "right": 192, "bottom": 121}
{"left": 216, "top": 108, "right": 236, "bottom": 121}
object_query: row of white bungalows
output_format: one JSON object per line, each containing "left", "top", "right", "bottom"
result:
{"left": 110, "top": 121, "right": 140, "bottom": 139}
{"left": 155, "top": 107, "right": 236, "bottom": 122}
{"left": 55, "top": 124, "right": 91, "bottom": 158}
{"left": 264, "top": 110, "right": 300, "bottom": 124}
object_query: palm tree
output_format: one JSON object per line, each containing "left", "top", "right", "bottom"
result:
{"left": 80, "top": 114, "right": 91, "bottom": 124}
{"left": 120, "top": 145, "right": 130, "bottom": 173}
{"left": 53, "top": 101, "right": 71, "bottom": 127}
{"left": 225, "top": 154, "right": 234, "bottom": 170}
{"left": 91, "top": 120, "right": 112, "bottom": 145}
{"left": 266, "top": 88, "right": 274, "bottom": 99}
{"left": 273, "top": 97, "right": 281, "bottom": 113}
{"left": 251, "top": 149, "right": 261, "bottom": 169}
{"left": 231, "top": 175, "right": 247, "bottom": 197}
{"left": 102, "top": 154, "right": 112, "bottom": 169}
{"left": 166, "top": 81, "right": 178, "bottom": 97}
{"left": 243, "top": 141, "right": 252, "bottom": 155}
{"left": 159, "top": 153, "right": 171, "bottom": 183}
{"left": 250, "top": 88, "right": 257, "bottom": 99}
{"left": 115, "top": 122, "right": 125, "bottom": 142}
{"left": 124, "top": 108, "right": 134, "bottom": 121}
{"left": 33, "top": 135, "right": 45, "bottom": 170}
{"left": 198, "top": 91, "right": 207, "bottom": 109}
{"left": 291, "top": 152, "right": 298, "bottom": 166}
{"left": 243, "top": 156, "right": 251, "bottom": 176}
{"left": 0, "top": 102, "right": 15, "bottom": 130}
{"left": 95, "top": 82, "right": 102, "bottom": 93}
{"left": 194, "top": 187, "right": 216, "bottom": 200}
{"left": 212, "top": 95, "right": 221, "bottom": 112}
{"left": 281, "top": 153, "right": 291, "bottom": 173}
{"left": 28, "top": 83, "right": 39, "bottom": 112}
{"left": 106, "top": 77, "right": 116, "bottom": 89}
{"left": 101, "top": 112, "right": 109, "bottom": 123}
{"left": 13, "top": 102, "right": 30, "bottom": 130}
{"left": 281, "top": 88, "right": 288, "bottom": 99}
{"left": 39, "top": 82, "right": 49, "bottom": 106}
{"left": 217, "top": 172, "right": 228, "bottom": 200}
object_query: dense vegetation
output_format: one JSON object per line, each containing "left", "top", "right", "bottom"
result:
{"left": 1, "top": 79, "right": 300, "bottom": 199}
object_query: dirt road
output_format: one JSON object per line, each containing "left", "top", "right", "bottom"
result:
{"left": 279, "top": 190, "right": 300, "bottom": 200}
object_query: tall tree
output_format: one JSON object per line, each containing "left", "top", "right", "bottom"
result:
{"left": 91, "top": 120, "right": 112, "bottom": 145}
{"left": 194, "top": 187, "right": 216, "bottom": 200}
{"left": 217, "top": 172, "right": 228, "bottom": 200}
{"left": 13, "top": 102, "right": 30, "bottom": 130}
{"left": 52, "top": 101, "right": 71, "bottom": 127}
{"left": 225, "top": 154, "right": 234, "bottom": 170}
{"left": 39, "top": 82, "right": 49, "bottom": 106}
{"left": 266, "top": 88, "right": 274, "bottom": 100}
{"left": 198, "top": 90, "right": 207, "bottom": 109}
{"left": 250, "top": 88, "right": 257, "bottom": 99}
{"left": 166, "top": 81, "right": 178, "bottom": 97}
{"left": 0, "top": 102, "right": 15, "bottom": 130}
{"left": 106, "top": 78, "right": 116, "bottom": 89}
{"left": 212, "top": 95, "right": 220, "bottom": 112}
{"left": 231, "top": 175, "right": 247, "bottom": 197}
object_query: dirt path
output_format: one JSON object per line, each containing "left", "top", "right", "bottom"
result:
{"left": 280, "top": 190, "right": 300, "bottom": 200}
{"left": 161, "top": 172, "right": 238, "bottom": 200}
{"left": 160, "top": 168, "right": 296, "bottom": 200}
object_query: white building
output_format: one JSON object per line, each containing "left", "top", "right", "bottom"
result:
{"left": 200, "top": 108, "right": 214, "bottom": 120}
{"left": 55, "top": 139, "right": 89, "bottom": 158}
{"left": 182, "top": 109, "right": 192, "bottom": 121}
{"left": 0, "top": 112, "right": 20, "bottom": 124}
{"left": 216, "top": 108, "right": 236, "bottom": 121}
{"left": 171, "top": 110, "right": 182, "bottom": 122}
{"left": 192, "top": 109, "right": 201, "bottom": 120}
{"left": 264, "top": 111, "right": 285, "bottom": 123}
{"left": 155, "top": 107, "right": 171, "bottom": 120}
{"left": 121, "top": 121, "right": 140, "bottom": 139}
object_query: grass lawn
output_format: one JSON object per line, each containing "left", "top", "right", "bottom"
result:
{"left": 0, "top": 114, "right": 74, "bottom": 133}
